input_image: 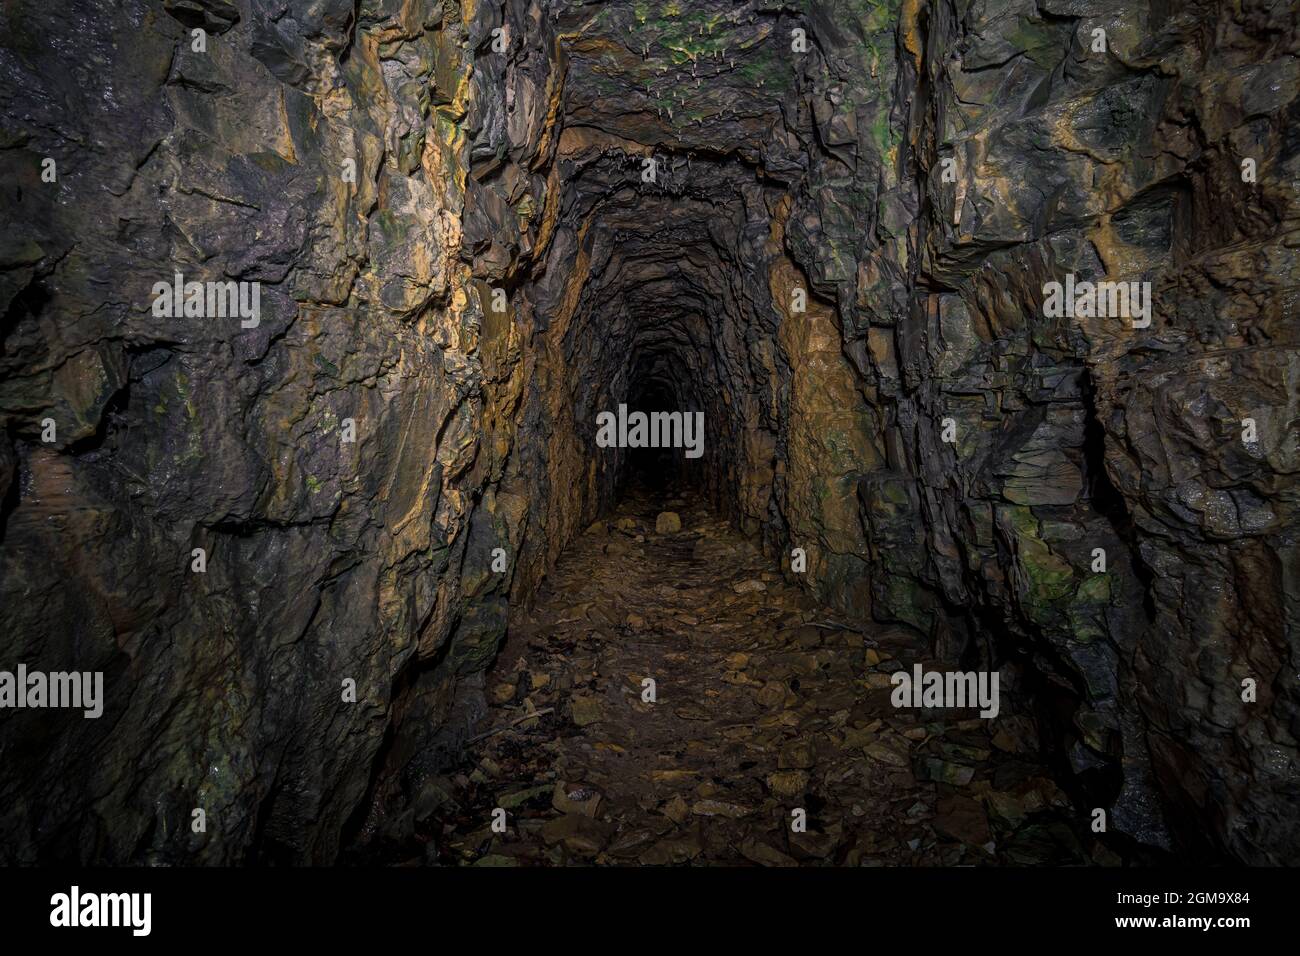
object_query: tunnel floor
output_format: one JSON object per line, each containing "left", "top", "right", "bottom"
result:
{"left": 406, "top": 490, "right": 1101, "bottom": 866}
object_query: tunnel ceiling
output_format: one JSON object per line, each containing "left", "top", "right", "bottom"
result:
{"left": 555, "top": 2, "right": 794, "bottom": 154}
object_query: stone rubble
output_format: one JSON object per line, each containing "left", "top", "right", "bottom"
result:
{"left": 375, "top": 489, "right": 1101, "bottom": 867}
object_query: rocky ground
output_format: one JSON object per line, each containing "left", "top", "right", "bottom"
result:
{"left": 383, "top": 486, "right": 1109, "bottom": 867}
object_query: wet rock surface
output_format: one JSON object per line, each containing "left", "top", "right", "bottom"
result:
{"left": 355, "top": 487, "right": 1101, "bottom": 867}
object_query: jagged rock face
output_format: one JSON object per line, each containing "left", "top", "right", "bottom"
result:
{"left": 901, "top": 0, "right": 1300, "bottom": 864}
{"left": 0, "top": 0, "right": 497, "bottom": 864}
{"left": 0, "top": 0, "right": 1295, "bottom": 865}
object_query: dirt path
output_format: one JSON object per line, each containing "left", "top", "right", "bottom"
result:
{"left": 418, "top": 490, "right": 1097, "bottom": 866}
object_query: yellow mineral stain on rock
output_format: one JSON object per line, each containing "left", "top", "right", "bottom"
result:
{"left": 769, "top": 218, "right": 880, "bottom": 608}
{"left": 901, "top": 0, "right": 924, "bottom": 71}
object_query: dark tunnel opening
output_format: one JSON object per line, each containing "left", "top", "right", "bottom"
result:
{"left": 617, "top": 355, "right": 707, "bottom": 497}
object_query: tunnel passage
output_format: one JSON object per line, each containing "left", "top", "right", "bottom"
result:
{"left": 619, "top": 376, "right": 697, "bottom": 495}
{"left": 528, "top": 165, "right": 806, "bottom": 533}
{"left": 346, "top": 3, "right": 1125, "bottom": 866}
{"left": 354, "top": 0, "right": 1297, "bottom": 868}
{"left": 0, "top": 0, "right": 1296, "bottom": 869}
{"left": 483, "top": 2, "right": 889, "bottom": 637}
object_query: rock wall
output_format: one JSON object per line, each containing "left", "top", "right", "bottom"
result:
{"left": 885, "top": 0, "right": 1300, "bottom": 864}
{"left": 0, "top": 0, "right": 540, "bottom": 864}
{"left": 1, "top": 0, "right": 1295, "bottom": 865}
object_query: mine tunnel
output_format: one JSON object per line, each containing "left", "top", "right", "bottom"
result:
{"left": 0, "top": 0, "right": 1297, "bottom": 876}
